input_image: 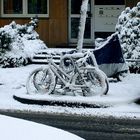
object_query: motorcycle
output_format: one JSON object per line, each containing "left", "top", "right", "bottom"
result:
{"left": 94, "top": 33, "right": 129, "bottom": 81}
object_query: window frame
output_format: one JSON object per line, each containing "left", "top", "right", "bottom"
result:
{"left": 1, "top": 0, "right": 49, "bottom": 18}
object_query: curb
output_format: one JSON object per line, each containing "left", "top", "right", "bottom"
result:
{"left": 13, "top": 95, "right": 108, "bottom": 108}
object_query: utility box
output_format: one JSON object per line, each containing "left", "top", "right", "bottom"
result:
{"left": 94, "top": 5, "right": 125, "bottom": 32}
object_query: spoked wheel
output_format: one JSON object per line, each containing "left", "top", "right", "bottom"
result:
{"left": 59, "top": 56, "right": 75, "bottom": 74}
{"left": 72, "top": 67, "right": 109, "bottom": 96}
{"left": 26, "top": 67, "right": 56, "bottom": 95}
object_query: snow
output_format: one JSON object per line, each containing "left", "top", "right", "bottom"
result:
{"left": 0, "top": 64, "right": 140, "bottom": 119}
{"left": 0, "top": 114, "right": 84, "bottom": 140}
{"left": 77, "top": 0, "right": 89, "bottom": 52}
{"left": 0, "top": 3, "right": 139, "bottom": 139}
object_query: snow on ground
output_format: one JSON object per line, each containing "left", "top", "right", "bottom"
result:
{"left": 0, "top": 114, "right": 84, "bottom": 140}
{"left": 0, "top": 64, "right": 140, "bottom": 119}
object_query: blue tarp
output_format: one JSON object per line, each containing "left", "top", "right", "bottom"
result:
{"left": 94, "top": 34, "right": 125, "bottom": 65}
{"left": 93, "top": 34, "right": 129, "bottom": 77}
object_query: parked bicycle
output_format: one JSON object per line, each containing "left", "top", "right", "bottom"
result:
{"left": 26, "top": 51, "right": 109, "bottom": 96}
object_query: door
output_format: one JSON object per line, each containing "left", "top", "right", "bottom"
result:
{"left": 69, "top": 0, "right": 94, "bottom": 44}
{"left": 69, "top": 0, "right": 125, "bottom": 44}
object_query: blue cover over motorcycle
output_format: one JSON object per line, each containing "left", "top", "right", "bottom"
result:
{"left": 93, "top": 33, "right": 129, "bottom": 77}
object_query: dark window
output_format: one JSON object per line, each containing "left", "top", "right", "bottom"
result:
{"left": 95, "top": 0, "right": 125, "bottom": 5}
{"left": 71, "top": 0, "right": 91, "bottom": 14}
{"left": 71, "top": 0, "right": 82, "bottom": 14}
{"left": 71, "top": 18, "right": 91, "bottom": 39}
{"left": 2, "top": 0, "right": 49, "bottom": 17}
{"left": 95, "top": 32, "right": 114, "bottom": 39}
{"left": 4, "top": 0, "right": 22, "bottom": 14}
{"left": 28, "top": 0, "right": 48, "bottom": 14}
{"left": 71, "top": 18, "right": 79, "bottom": 38}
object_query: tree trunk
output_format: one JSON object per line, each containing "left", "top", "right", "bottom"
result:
{"left": 76, "top": 0, "right": 89, "bottom": 52}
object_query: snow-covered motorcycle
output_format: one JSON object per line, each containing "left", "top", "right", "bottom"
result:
{"left": 26, "top": 51, "right": 109, "bottom": 96}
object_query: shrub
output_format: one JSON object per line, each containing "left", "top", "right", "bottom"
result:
{"left": 116, "top": 3, "right": 140, "bottom": 59}
{"left": 116, "top": 2, "right": 140, "bottom": 71}
{"left": 0, "top": 17, "right": 46, "bottom": 68}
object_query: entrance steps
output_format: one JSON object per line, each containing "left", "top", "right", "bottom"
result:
{"left": 31, "top": 48, "right": 94, "bottom": 65}
{"left": 31, "top": 48, "right": 73, "bottom": 64}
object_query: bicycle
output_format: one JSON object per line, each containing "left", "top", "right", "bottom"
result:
{"left": 26, "top": 51, "right": 109, "bottom": 96}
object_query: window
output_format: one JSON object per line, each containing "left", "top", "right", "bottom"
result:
{"left": 1, "top": 0, "right": 49, "bottom": 17}
{"left": 70, "top": 0, "right": 92, "bottom": 41}
{"left": 71, "top": 0, "right": 82, "bottom": 14}
{"left": 4, "top": 0, "right": 23, "bottom": 14}
{"left": 95, "top": 0, "right": 125, "bottom": 5}
{"left": 28, "top": 0, "right": 48, "bottom": 14}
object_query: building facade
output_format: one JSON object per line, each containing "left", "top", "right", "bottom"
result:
{"left": 0, "top": 0, "right": 139, "bottom": 48}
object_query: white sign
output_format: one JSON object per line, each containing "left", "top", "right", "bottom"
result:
{"left": 94, "top": 5, "right": 125, "bottom": 32}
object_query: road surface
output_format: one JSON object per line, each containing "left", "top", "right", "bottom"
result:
{"left": 0, "top": 109, "right": 140, "bottom": 140}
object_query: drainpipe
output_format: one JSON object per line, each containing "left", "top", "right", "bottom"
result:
{"left": 76, "top": 0, "right": 89, "bottom": 52}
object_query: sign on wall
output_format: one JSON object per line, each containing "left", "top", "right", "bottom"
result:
{"left": 94, "top": 5, "right": 125, "bottom": 32}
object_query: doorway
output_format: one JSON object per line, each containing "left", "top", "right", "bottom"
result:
{"left": 69, "top": 0, "right": 125, "bottom": 45}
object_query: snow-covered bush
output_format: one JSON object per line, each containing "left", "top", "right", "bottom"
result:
{"left": 0, "top": 18, "right": 47, "bottom": 68}
{"left": 116, "top": 2, "right": 140, "bottom": 70}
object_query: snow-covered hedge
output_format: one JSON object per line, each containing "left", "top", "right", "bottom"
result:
{"left": 115, "top": 2, "right": 140, "bottom": 70}
{"left": 0, "top": 18, "right": 47, "bottom": 68}
{"left": 116, "top": 2, "right": 140, "bottom": 59}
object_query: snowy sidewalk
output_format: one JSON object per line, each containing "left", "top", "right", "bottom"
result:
{"left": 0, "top": 64, "right": 140, "bottom": 119}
